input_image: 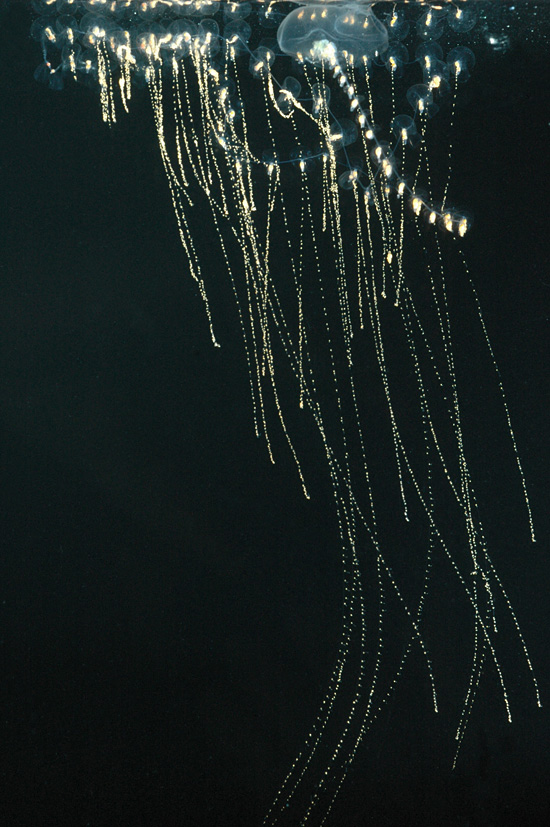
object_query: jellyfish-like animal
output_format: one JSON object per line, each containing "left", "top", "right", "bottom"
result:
{"left": 31, "top": 1, "right": 542, "bottom": 823}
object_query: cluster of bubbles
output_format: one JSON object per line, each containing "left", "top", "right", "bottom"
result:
{"left": 32, "top": 0, "right": 478, "bottom": 234}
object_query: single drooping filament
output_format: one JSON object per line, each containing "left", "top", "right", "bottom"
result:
{"left": 32, "top": 1, "right": 540, "bottom": 823}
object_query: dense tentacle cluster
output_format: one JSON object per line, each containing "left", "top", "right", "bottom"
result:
{"left": 31, "top": 3, "right": 540, "bottom": 823}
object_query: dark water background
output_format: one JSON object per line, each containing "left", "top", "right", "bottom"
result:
{"left": 1, "top": 2, "right": 549, "bottom": 825}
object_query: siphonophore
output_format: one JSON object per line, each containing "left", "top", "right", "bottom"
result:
{"left": 30, "top": 1, "right": 543, "bottom": 823}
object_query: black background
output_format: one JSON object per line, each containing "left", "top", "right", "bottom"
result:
{"left": 1, "top": 2, "right": 549, "bottom": 825}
